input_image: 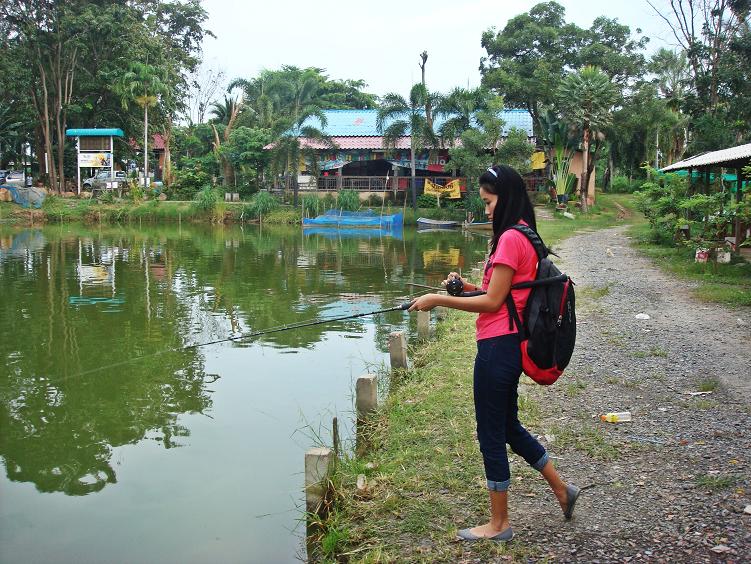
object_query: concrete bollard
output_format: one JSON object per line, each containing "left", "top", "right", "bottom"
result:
{"left": 356, "top": 374, "right": 378, "bottom": 419}
{"left": 417, "top": 310, "right": 430, "bottom": 340}
{"left": 305, "top": 447, "right": 333, "bottom": 512}
{"left": 389, "top": 331, "right": 408, "bottom": 370}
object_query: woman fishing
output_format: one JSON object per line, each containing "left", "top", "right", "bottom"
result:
{"left": 408, "top": 165, "right": 580, "bottom": 542}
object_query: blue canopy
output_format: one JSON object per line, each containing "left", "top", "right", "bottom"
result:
{"left": 66, "top": 128, "right": 125, "bottom": 137}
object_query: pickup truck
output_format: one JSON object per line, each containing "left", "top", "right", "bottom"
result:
{"left": 83, "top": 171, "right": 128, "bottom": 194}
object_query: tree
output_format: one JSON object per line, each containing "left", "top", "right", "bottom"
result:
{"left": 496, "top": 128, "right": 535, "bottom": 174}
{"left": 435, "top": 87, "right": 490, "bottom": 145}
{"left": 377, "top": 84, "right": 439, "bottom": 209}
{"left": 209, "top": 96, "right": 243, "bottom": 187}
{"left": 116, "top": 62, "right": 170, "bottom": 188}
{"left": 556, "top": 66, "right": 617, "bottom": 212}
{"left": 481, "top": 2, "right": 581, "bottom": 128}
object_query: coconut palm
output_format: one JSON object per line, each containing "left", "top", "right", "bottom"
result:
{"left": 209, "top": 96, "right": 244, "bottom": 187}
{"left": 377, "top": 83, "right": 438, "bottom": 209}
{"left": 435, "top": 87, "right": 490, "bottom": 145}
{"left": 116, "top": 62, "right": 170, "bottom": 188}
{"left": 556, "top": 66, "right": 617, "bottom": 212}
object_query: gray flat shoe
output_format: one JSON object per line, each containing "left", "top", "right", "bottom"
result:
{"left": 563, "top": 484, "right": 580, "bottom": 520}
{"left": 457, "top": 526, "right": 513, "bottom": 542}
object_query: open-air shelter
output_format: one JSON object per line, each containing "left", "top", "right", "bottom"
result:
{"left": 66, "top": 128, "right": 124, "bottom": 194}
{"left": 661, "top": 142, "right": 750, "bottom": 247}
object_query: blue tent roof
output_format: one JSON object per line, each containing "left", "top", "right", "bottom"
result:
{"left": 66, "top": 128, "right": 125, "bottom": 137}
{"left": 297, "top": 109, "right": 533, "bottom": 137}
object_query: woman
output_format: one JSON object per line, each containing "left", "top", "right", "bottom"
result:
{"left": 408, "top": 165, "right": 579, "bottom": 542}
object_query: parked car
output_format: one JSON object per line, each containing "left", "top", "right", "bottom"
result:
{"left": 0, "top": 170, "right": 8, "bottom": 183}
{"left": 4, "top": 171, "right": 28, "bottom": 186}
{"left": 82, "top": 170, "right": 127, "bottom": 190}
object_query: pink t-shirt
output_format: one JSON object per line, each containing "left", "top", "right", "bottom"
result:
{"left": 475, "top": 223, "right": 538, "bottom": 340}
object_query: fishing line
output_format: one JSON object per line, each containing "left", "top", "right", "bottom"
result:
{"left": 71, "top": 291, "right": 429, "bottom": 378}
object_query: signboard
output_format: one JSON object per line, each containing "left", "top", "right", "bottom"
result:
{"left": 78, "top": 152, "right": 112, "bottom": 167}
{"left": 424, "top": 178, "right": 461, "bottom": 199}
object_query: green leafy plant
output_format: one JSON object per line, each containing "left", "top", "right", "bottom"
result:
{"left": 336, "top": 189, "right": 360, "bottom": 211}
{"left": 245, "top": 191, "right": 280, "bottom": 220}
{"left": 416, "top": 193, "right": 438, "bottom": 208}
{"left": 193, "top": 186, "right": 219, "bottom": 213}
{"left": 301, "top": 195, "right": 322, "bottom": 217}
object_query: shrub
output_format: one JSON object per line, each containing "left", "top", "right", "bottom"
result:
{"left": 534, "top": 192, "right": 551, "bottom": 205}
{"left": 336, "top": 189, "right": 360, "bottom": 211}
{"left": 302, "top": 195, "right": 322, "bottom": 217}
{"left": 245, "top": 190, "right": 280, "bottom": 219}
{"left": 367, "top": 193, "right": 384, "bottom": 206}
{"left": 170, "top": 163, "right": 212, "bottom": 200}
{"left": 193, "top": 186, "right": 219, "bottom": 213}
{"left": 416, "top": 193, "right": 438, "bottom": 208}
{"left": 464, "top": 193, "right": 485, "bottom": 218}
{"left": 322, "top": 193, "right": 336, "bottom": 210}
{"left": 610, "top": 175, "right": 641, "bottom": 193}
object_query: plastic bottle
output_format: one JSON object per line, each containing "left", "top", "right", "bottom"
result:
{"left": 600, "top": 411, "right": 632, "bottom": 423}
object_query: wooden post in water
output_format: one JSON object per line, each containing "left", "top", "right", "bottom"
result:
{"left": 356, "top": 374, "right": 378, "bottom": 419}
{"left": 417, "top": 310, "right": 430, "bottom": 340}
{"left": 304, "top": 447, "right": 333, "bottom": 513}
{"left": 389, "top": 331, "right": 408, "bottom": 369}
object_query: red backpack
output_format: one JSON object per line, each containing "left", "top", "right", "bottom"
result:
{"left": 503, "top": 225, "right": 576, "bottom": 385}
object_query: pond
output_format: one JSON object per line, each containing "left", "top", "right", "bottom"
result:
{"left": 0, "top": 222, "right": 489, "bottom": 563}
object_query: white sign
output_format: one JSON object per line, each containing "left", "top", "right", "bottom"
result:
{"left": 78, "top": 152, "right": 112, "bottom": 167}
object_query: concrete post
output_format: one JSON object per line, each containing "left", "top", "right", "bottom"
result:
{"left": 417, "top": 310, "right": 430, "bottom": 340}
{"left": 389, "top": 331, "right": 408, "bottom": 370}
{"left": 304, "top": 447, "right": 333, "bottom": 512}
{"left": 356, "top": 374, "right": 378, "bottom": 419}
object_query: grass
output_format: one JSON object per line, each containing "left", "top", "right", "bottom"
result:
{"left": 535, "top": 192, "right": 644, "bottom": 247}
{"left": 698, "top": 378, "right": 719, "bottom": 392}
{"left": 628, "top": 222, "right": 751, "bottom": 307}
{"left": 632, "top": 346, "right": 668, "bottom": 359}
{"left": 695, "top": 474, "right": 737, "bottom": 491}
{"left": 310, "top": 312, "right": 541, "bottom": 562}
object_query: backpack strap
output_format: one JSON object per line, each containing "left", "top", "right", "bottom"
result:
{"left": 508, "top": 224, "right": 549, "bottom": 260}
{"left": 505, "top": 295, "right": 522, "bottom": 333}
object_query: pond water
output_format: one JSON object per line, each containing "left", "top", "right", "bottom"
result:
{"left": 0, "top": 222, "right": 488, "bottom": 563}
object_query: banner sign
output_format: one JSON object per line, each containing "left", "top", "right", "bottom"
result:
{"left": 78, "top": 152, "right": 112, "bottom": 167}
{"left": 424, "top": 178, "right": 461, "bottom": 199}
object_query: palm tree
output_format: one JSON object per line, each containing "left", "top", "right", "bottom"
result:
{"left": 117, "top": 62, "right": 170, "bottom": 188}
{"left": 377, "top": 84, "right": 438, "bottom": 209}
{"left": 270, "top": 109, "right": 334, "bottom": 207}
{"left": 435, "top": 87, "right": 489, "bottom": 145}
{"left": 209, "top": 96, "right": 243, "bottom": 187}
{"left": 556, "top": 66, "right": 617, "bottom": 213}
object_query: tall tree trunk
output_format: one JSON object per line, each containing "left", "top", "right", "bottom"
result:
{"left": 143, "top": 104, "right": 149, "bottom": 188}
{"left": 35, "top": 62, "right": 58, "bottom": 192}
{"left": 580, "top": 128, "right": 590, "bottom": 214}
{"left": 163, "top": 118, "right": 173, "bottom": 186}
{"left": 410, "top": 142, "right": 417, "bottom": 210}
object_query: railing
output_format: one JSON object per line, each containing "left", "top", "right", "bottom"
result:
{"left": 272, "top": 175, "right": 549, "bottom": 193}
{"left": 272, "top": 176, "right": 466, "bottom": 192}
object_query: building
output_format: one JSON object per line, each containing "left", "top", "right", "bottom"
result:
{"left": 268, "top": 109, "right": 535, "bottom": 198}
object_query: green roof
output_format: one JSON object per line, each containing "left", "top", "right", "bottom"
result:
{"left": 66, "top": 128, "right": 125, "bottom": 137}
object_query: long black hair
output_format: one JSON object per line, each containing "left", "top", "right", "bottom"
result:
{"left": 478, "top": 164, "right": 537, "bottom": 255}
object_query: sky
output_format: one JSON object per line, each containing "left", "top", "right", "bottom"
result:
{"left": 199, "top": 0, "right": 677, "bottom": 98}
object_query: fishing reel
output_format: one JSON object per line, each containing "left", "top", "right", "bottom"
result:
{"left": 445, "top": 277, "right": 465, "bottom": 296}
{"left": 445, "top": 277, "right": 486, "bottom": 297}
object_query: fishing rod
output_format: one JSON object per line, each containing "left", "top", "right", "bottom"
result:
{"left": 74, "top": 298, "right": 420, "bottom": 377}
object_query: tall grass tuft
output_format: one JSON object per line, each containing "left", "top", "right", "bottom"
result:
{"left": 336, "top": 189, "right": 360, "bottom": 212}
{"left": 245, "top": 191, "right": 280, "bottom": 221}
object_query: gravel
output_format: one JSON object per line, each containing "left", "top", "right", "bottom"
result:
{"left": 509, "top": 226, "right": 751, "bottom": 563}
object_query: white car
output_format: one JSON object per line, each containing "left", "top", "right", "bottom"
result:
{"left": 82, "top": 170, "right": 127, "bottom": 190}
{"left": 4, "top": 171, "right": 30, "bottom": 186}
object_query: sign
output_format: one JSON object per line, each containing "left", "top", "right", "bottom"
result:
{"left": 78, "top": 152, "right": 112, "bottom": 167}
{"left": 424, "top": 178, "right": 461, "bottom": 199}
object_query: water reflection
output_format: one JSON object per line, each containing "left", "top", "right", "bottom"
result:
{"left": 0, "top": 223, "right": 488, "bottom": 561}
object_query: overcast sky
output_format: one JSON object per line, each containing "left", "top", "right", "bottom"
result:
{"left": 199, "top": 0, "right": 677, "bottom": 98}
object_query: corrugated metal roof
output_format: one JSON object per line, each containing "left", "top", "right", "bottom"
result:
{"left": 300, "top": 136, "right": 411, "bottom": 149}
{"left": 66, "top": 128, "right": 125, "bottom": 137}
{"left": 297, "top": 109, "right": 533, "bottom": 138}
{"left": 661, "top": 143, "right": 751, "bottom": 171}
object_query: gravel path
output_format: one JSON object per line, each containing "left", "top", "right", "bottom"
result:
{"left": 510, "top": 226, "right": 751, "bottom": 563}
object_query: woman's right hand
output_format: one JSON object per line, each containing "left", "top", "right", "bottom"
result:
{"left": 442, "top": 271, "right": 463, "bottom": 287}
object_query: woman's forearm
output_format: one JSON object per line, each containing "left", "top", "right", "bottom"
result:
{"left": 435, "top": 292, "right": 506, "bottom": 314}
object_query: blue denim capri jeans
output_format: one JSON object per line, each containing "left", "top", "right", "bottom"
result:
{"left": 474, "top": 334, "right": 548, "bottom": 491}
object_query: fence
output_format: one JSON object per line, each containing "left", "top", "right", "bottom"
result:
{"left": 273, "top": 175, "right": 548, "bottom": 193}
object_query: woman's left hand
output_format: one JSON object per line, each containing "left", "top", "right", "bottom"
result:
{"left": 408, "top": 293, "right": 441, "bottom": 312}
